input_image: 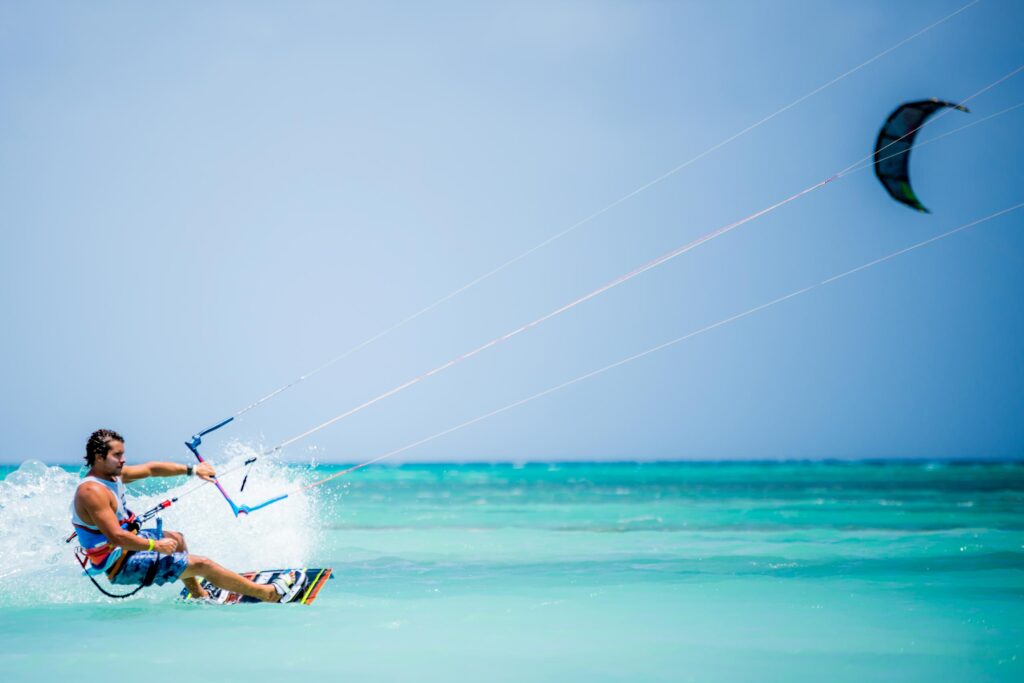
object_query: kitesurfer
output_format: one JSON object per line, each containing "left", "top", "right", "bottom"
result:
{"left": 71, "top": 429, "right": 299, "bottom": 602}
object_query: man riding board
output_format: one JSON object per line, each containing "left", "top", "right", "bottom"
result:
{"left": 71, "top": 428, "right": 299, "bottom": 602}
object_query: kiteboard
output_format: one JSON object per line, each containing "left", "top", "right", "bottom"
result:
{"left": 179, "top": 567, "right": 333, "bottom": 605}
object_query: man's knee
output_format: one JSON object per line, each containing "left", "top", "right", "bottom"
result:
{"left": 188, "top": 554, "right": 212, "bottom": 572}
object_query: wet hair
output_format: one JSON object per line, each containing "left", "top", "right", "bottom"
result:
{"left": 85, "top": 429, "right": 124, "bottom": 466}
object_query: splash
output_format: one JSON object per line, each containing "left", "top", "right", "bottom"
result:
{"left": 0, "top": 460, "right": 86, "bottom": 604}
{"left": 0, "top": 442, "right": 320, "bottom": 606}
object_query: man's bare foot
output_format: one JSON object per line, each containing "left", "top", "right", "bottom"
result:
{"left": 184, "top": 578, "right": 208, "bottom": 600}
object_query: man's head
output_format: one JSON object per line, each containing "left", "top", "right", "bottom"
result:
{"left": 85, "top": 429, "right": 126, "bottom": 476}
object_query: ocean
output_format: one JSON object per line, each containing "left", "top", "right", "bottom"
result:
{"left": 1, "top": 455, "right": 1021, "bottom": 682}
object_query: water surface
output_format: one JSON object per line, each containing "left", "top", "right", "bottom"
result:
{"left": 1, "top": 458, "right": 1021, "bottom": 682}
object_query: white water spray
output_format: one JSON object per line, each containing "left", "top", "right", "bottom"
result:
{"left": 0, "top": 446, "right": 320, "bottom": 606}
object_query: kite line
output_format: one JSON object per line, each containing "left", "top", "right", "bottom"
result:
{"left": 226, "top": 0, "right": 981, "bottom": 422}
{"left": 172, "top": 200, "right": 1020, "bottom": 506}
{"left": 169, "top": 70, "right": 1024, "bottom": 518}
{"left": 258, "top": 61, "right": 1023, "bottom": 456}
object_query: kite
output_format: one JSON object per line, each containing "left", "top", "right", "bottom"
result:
{"left": 874, "top": 99, "right": 969, "bottom": 212}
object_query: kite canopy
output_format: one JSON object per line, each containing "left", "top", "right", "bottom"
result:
{"left": 874, "top": 99, "right": 969, "bottom": 212}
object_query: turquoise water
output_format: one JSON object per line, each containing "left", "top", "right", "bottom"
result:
{"left": 1, "top": 458, "right": 1022, "bottom": 682}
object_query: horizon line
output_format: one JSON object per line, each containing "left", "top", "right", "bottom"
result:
{"left": 5, "top": 456, "right": 1023, "bottom": 469}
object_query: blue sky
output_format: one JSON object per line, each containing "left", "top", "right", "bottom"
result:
{"left": 1, "top": 1, "right": 1022, "bottom": 465}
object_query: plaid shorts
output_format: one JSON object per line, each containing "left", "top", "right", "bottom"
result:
{"left": 110, "top": 529, "right": 189, "bottom": 586}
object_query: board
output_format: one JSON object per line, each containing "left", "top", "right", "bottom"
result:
{"left": 179, "top": 567, "right": 333, "bottom": 605}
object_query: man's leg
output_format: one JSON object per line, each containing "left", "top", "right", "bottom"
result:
{"left": 162, "top": 531, "right": 206, "bottom": 599}
{"left": 181, "top": 555, "right": 280, "bottom": 602}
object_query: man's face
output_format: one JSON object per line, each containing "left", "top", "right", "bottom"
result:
{"left": 99, "top": 440, "right": 126, "bottom": 476}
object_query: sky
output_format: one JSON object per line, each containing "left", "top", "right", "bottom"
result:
{"left": 0, "top": 1, "right": 1022, "bottom": 465}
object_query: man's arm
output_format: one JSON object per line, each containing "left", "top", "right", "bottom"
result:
{"left": 77, "top": 484, "right": 177, "bottom": 553}
{"left": 122, "top": 461, "right": 216, "bottom": 483}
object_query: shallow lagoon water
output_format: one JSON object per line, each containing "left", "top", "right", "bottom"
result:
{"left": 1, "top": 458, "right": 1021, "bottom": 682}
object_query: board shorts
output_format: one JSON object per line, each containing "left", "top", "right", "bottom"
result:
{"left": 110, "top": 529, "right": 189, "bottom": 586}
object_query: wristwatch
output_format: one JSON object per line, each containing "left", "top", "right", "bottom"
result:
{"left": 186, "top": 464, "right": 195, "bottom": 477}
